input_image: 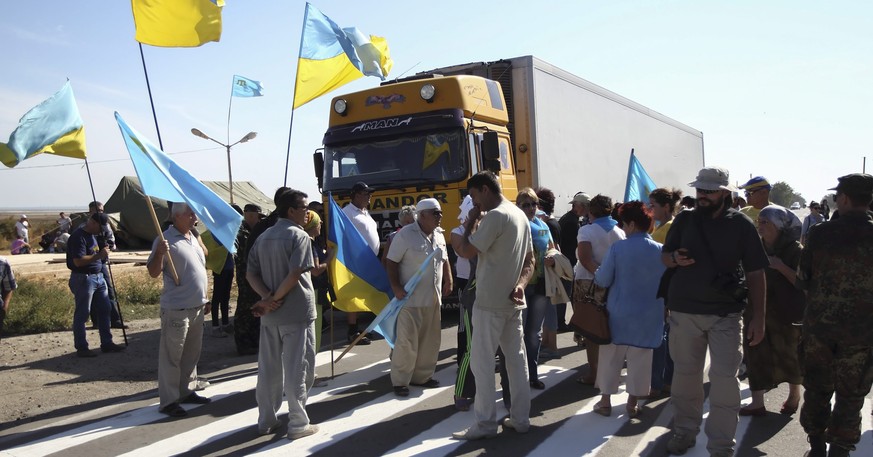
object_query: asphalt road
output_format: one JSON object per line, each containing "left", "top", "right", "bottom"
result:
{"left": 2, "top": 312, "right": 871, "bottom": 457}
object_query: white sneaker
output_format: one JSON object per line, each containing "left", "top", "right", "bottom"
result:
{"left": 258, "top": 422, "right": 281, "bottom": 435}
{"left": 288, "top": 424, "right": 319, "bottom": 440}
{"left": 452, "top": 426, "right": 498, "bottom": 440}
{"left": 211, "top": 326, "right": 227, "bottom": 338}
{"left": 195, "top": 377, "right": 210, "bottom": 391}
{"left": 502, "top": 417, "right": 530, "bottom": 433}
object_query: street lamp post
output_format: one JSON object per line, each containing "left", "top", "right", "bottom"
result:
{"left": 191, "top": 128, "right": 257, "bottom": 205}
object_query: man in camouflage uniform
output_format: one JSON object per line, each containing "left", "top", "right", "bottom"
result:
{"left": 233, "top": 203, "right": 268, "bottom": 355}
{"left": 797, "top": 173, "right": 873, "bottom": 457}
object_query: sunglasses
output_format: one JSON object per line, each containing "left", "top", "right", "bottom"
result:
{"left": 429, "top": 210, "right": 443, "bottom": 217}
{"left": 519, "top": 202, "right": 537, "bottom": 209}
{"left": 744, "top": 189, "right": 762, "bottom": 197}
{"left": 696, "top": 188, "right": 720, "bottom": 195}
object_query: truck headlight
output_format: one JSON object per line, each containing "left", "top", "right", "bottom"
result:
{"left": 333, "top": 99, "right": 348, "bottom": 116}
{"left": 420, "top": 84, "right": 435, "bottom": 102}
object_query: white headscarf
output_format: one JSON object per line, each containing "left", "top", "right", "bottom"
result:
{"left": 759, "top": 204, "right": 802, "bottom": 243}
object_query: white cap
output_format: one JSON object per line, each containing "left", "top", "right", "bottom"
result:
{"left": 20, "top": 214, "right": 27, "bottom": 219}
{"left": 416, "top": 198, "right": 441, "bottom": 213}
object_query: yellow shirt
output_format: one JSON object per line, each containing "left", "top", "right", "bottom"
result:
{"left": 739, "top": 203, "right": 772, "bottom": 227}
{"left": 651, "top": 219, "right": 673, "bottom": 244}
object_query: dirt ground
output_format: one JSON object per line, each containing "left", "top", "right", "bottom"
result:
{"left": 0, "top": 315, "right": 248, "bottom": 429}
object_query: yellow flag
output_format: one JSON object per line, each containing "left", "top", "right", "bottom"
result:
{"left": 131, "top": 0, "right": 223, "bottom": 48}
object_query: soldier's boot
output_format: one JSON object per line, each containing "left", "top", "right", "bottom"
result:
{"left": 827, "top": 443, "right": 850, "bottom": 457}
{"left": 803, "top": 435, "right": 827, "bottom": 457}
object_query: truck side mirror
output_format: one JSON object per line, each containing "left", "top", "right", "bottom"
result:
{"left": 481, "top": 131, "right": 501, "bottom": 173}
{"left": 313, "top": 151, "right": 324, "bottom": 191}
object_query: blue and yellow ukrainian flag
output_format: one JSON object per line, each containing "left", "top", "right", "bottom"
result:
{"left": 0, "top": 81, "right": 86, "bottom": 168}
{"left": 327, "top": 195, "right": 393, "bottom": 313}
{"left": 624, "top": 150, "right": 657, "bottom": 202}
{"left": 293, "top": 2, "right": 393, "bottom": 108}
{"left": 131, "top": 0, "right": 223, "bottom": 48}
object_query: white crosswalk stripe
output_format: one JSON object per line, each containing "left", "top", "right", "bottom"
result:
{"left": 2, "top": 341, "right": 872, "bottom": 457}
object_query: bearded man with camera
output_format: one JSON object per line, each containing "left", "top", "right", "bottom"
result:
{"left": 659, "top": 166, "right": 769, "bottom": 457}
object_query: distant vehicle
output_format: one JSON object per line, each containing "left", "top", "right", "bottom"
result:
{"left": 790, "top": 202, "right": 801, "bottom": 210}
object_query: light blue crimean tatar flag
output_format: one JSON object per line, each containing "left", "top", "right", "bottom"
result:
{"left": 231, "top": 75, "right": 264, "bottom": 97}
{"left": 362, "top": 247, "right": 441, "bottom": 348}
{"left": 114, "top": 112, "right": 243, "bottom": 253}
{"left": 624, "top": 149, "right": 657, "bottom": 202}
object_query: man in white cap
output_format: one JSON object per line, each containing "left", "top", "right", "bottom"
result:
{"left": 660, "top": 166, "right": 769, "bottom": 457}
{"left": 15, "top": 215, "right": 29, "bottom": 243}
{"left": 385, "top": 198, "right": 452, "bottom": 397}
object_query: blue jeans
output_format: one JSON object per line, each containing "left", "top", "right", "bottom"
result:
{"left": 70, "top": 272, "right": 113, "bottom": 350}
{"left": 522, "top": 286, "right": 550, "bottom": 381}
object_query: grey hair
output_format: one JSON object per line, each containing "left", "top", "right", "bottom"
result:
{"left": 170, "top": 202, "right": 190, "bottom": 218}
{"left": 398, "top": 205, "right": 417, "bottom": 223}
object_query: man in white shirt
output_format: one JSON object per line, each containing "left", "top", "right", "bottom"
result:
{"left": 386, "top": 198, "right": 452, "bottom": 396}
{"left": 15, "top": 215, "right": 29, "bottom": 243}
{"left": 341, "top": 181, "right": 381, "bottom": 344}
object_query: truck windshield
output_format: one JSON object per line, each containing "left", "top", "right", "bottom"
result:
{"left": 323, "top": 129, "right": 467, "bottom": 191}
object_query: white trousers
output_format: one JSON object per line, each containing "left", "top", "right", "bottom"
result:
{"left": 596, "top": 343, "right": 653, "bottom": 397}
{"left": 470, "top": 306, "right": 530, "bottom": 433}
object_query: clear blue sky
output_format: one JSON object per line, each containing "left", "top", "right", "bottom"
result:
{"left": 2, "top": 1, "right": 871, "bottom": 210}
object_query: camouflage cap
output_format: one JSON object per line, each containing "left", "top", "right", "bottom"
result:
{"left": 828, "top": 173, "right": 873, "bottom": 194}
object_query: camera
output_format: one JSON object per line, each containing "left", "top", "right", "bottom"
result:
{"left": 711, "top": 270, "right": 748, "bottom": 302}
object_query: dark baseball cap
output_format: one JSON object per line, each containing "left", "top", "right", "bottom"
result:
{"left": 351, "top": 181, "right": 374, "bottom": 194}
{"left": 91, "top": 212, "right": 109, "bottom": 226}
{"left": 829, "top": 173, "right": 873, "bottom": 194}
{"left": 243, "top": 203, "right": 264, "bottom": 214}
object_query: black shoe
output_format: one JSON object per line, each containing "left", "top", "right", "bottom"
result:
{"left": 411, "top": 379, "right": 440, "bottom": 388}
{"left": 348, "top": 331, "right": 371, "bottom": 345}
{"left": 101, "top": 343, "right": 126, "bottom": 353}
{"left": 827, "top": 444, "right": 851, "bottom": 457}
{"left": 181, "top": 392, "right": 211, "bottom": 404}
{"left": 160, "top": 403, "right": 188, "bottom": 418}
{"left": 111, "top": 321, "right": 129, "bottom": 329}
{"left": 530, "top": 379, "right": 546, "bottom": 390}
{"left": 804, "top": 435, "right": 827, "bottom": 457}
{"left": 557, "top": 323, "right": 571, "bottom": 333}
{"left": 76, "top": 348, "right": 98, "bottom": 358}
{"left": 394, "top": 386, "right": 410, "bottom": 397}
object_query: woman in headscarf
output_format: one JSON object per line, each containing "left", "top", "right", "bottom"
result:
{"left": 739, "top": 204, "right": 805, "bottom": 416}
{"left": 591, "top": 201, "right": 666, "bottom": 417}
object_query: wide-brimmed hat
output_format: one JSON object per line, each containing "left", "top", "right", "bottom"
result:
{"left": 688, "top": 167, "right": 738, "bottom": 192}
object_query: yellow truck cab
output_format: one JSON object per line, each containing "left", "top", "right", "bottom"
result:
{"left": 314, "top": 74, "right": 516, "bottom": 241}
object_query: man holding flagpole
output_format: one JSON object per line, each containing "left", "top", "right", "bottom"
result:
{"left": 148, "top": 203, "right": 212, "bottom": 418}
{"left": 386, "top": 198, "right": 452, "bottom": 397}
{"left": 246, "top": 189, "right": 319, "bottom": 440}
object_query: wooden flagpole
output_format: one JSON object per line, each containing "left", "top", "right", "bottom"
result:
{"left": 146, "top": 198, "right": 180, "bottom": 285}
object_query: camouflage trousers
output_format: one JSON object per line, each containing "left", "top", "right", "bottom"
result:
{"left": 800, "top": 331, "right": 873, "bottom": 450}
{"left": 233, "top": 279, "right": 261, "bottom": 355}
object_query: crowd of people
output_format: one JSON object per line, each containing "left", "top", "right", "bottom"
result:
{"left": 5, "top": 165, "right": 870, "bottom": 456}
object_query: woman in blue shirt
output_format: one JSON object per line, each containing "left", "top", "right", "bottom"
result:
{"left": 592, "top": 201, "right": 666, "bottom": 417}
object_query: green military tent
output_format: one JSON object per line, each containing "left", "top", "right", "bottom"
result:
{"left": 103, "top": 176, "right": 275, "bottom": 248}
